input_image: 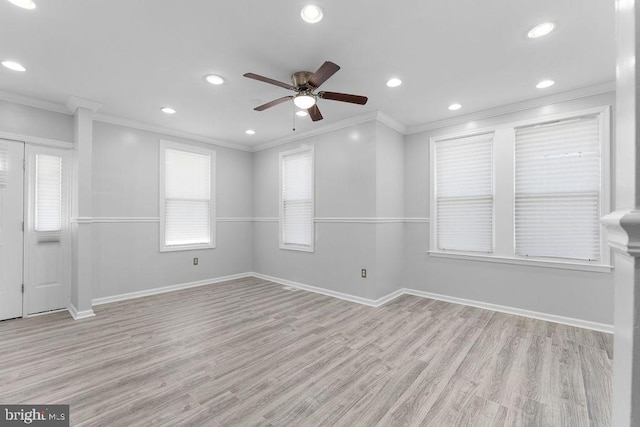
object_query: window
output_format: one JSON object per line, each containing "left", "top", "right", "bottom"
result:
{"left": 515, "top": 116, "right": 601, "bottom": 261}
{"left": 35, "top": 154, "right": 62, "bottom": 232}
{"left": 434, "top": 133, "right": 494, "bottom": 253}
{"left": 280, "top": 146, "right": 314, "bottom": 251}
{"left": 160, "top": 140, "right": 215, "bottom": 251}
{"left": 430, "top": 106, "right": 610, "bottom": 271}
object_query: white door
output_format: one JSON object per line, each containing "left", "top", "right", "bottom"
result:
{"left": 0, "top": 140, "right": 24, "bottom": 321}
{"left": 24, "top": 145, "right": 70, "bottom": 315}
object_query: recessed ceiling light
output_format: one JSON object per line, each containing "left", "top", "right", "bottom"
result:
{"left": 205, "top": 74, "right": 224, "bottom": 85}
{"left": 1, "top": 60, "right": 26, "bottom": 72}
{"left": 536, "top": 79, "right": 555, "bottom": 89}
{"left": 386, "top": 78, "right": 402, "bottom": 88}
{"left": 245, "top": 129, "right": 256, "bottom": 135}
{"left": 296, "top": 110, "right": 308, "bottom": 117}
{"left": 7, "top": 0, "right": 36, "bottom": 9}
{"left": 301, "top": 4, "right": 323, "bottom": 23}
{"left": 527, "top": 22, "right": 555, "bottom": 38}
{"left": 160, "top": 107, "right": 176, "bottom": 114}
{"left": 448, "top": 103, "right": 462, "bottom": 111}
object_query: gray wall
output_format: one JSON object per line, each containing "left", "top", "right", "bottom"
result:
{"left": 403, "top": 91, "right": 616, "bottom": 325}
{"left": 0, "top": 100, "right": 73, "bottom": 142}
{"left": 252, "top": 120, "right": 405, "bottom": 300}
{"left": 91, "top": 121, "right": 253, "bottom": 299}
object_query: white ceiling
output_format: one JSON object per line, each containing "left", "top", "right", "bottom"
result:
{"left": 0, "top": 0, "right": 615, "bottom": 147}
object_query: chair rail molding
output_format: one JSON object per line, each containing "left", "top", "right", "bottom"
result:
{"left": 602, "top": 210, "right": 640, "bottom": 257}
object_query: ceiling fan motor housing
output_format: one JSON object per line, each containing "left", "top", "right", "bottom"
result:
{"left": 291, "top": 71, "right": 314, "bottom": 90}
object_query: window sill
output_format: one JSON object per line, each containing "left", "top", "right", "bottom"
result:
{"left": 279, "top": 244, "right": 314, "bottom": 253}
{"left": 427, "top": 251, "right": 612, "bottom": 273}
{"left": 160, "top": 243, "right": 215, "bottom": 252}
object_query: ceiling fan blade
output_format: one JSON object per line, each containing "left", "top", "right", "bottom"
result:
{"left": 307, "top": 104, "right": 323, "bottom": 121}
{"left": 243, "top": 73, "right": 294, "bottom": 90}
{"left": 318, "top": 91, "right": 368, "bottom": 105}
{"left": 307, "top": 61, "right": 340, "bottom": 88}
{"left": 254, "top": 96, "right": 293, "bottom": 111}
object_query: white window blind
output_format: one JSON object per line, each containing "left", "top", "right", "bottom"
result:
{"left": 35, "top": 154, "right": 62, "bottom": 232}
{"left": 435, "top": 134, "right": 494, "bottom": 253}
{"left": 515, "top": 115, "right": 601, "bottom": 261}
{"left": 281, "top": 148, "right": 314, "bottom": 250}
{"left": 0, "top": 144, "right": 7, "bottom": 187}
{"left": 164, "top": 147, "right": 212, "bottom": 247}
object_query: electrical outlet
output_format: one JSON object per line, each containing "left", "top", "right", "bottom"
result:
{"left": 193, "top": 258, "right": 198, "bottom": 266}
{"left": 361, "top": 269, "right": 367, "bottom": 278}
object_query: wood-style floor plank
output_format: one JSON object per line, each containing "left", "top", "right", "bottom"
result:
{"left": 0, "top": 278, "right": 612, "bottom": 426}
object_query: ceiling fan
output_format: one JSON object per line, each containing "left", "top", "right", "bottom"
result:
{"left": 243, "top": 61, "right": 368, "bottom": 122}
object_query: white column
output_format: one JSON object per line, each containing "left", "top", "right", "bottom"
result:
{"left": 602, "top": 1, "right": 640, "bottom": 425}
{"left": 66, "top": 96, "right": 101, "bottom": 320}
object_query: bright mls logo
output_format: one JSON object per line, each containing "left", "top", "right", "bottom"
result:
{"left": 0, "top": 405, "right": 69, "bottom": 426}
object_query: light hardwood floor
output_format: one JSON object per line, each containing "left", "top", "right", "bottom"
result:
{"left": 0, "top": 277, "right": 612, "bottom": 426}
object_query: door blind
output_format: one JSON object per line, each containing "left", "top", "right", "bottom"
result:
{"left": 35, "top": 154, "right": 62, "bottom": 232}
{"left": 435, "top": 134, "right": 494, "bottom": 253}
{"left": 0, "top": 144, "right": 7, "bottom": 187}
{"left": 281, "top": 149, "right": 313, "bottom": 248}
{"left": 514, "top": 116, "right": 601, "bottom": 261}
{"left": 164, "top": 148, "right": 211, "bottom": 247}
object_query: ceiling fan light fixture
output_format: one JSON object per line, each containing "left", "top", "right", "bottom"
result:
{"left": 293, "top": 94, "right": 316, "bottom": 109}
{"left": 7, "top": 0, "right": 36, "bottom": 9}
{"left": 301, "top": 4, "right": 324, "bottom": 23}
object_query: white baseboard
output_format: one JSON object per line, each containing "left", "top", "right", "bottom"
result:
{"left": 400, "top": 288, "right": 614, "bottom": 334}
{"left": 68, "top": 303, "right": 95, "bottom": 320}
{"left": 250, "top": 272, "right": 400, "bottom": 307}
{"left": 249, "top": 273, "right": 613, "bottom": 334}
{"left": 92, "top": 272, "right": 253, "bottom": 306}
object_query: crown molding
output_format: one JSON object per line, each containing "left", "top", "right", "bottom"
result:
{"left": 376, "top": 111, "right": 408, "bottom": 134}
{"left": 0, "top": 90, "right": 70, "bottom": 115}
{"left": 93, "top": 113, "right": 252, "bottom": 152}
{"left": 406, "top": 81, "right": 616, "bottom": 135}
{"left": 66, "top": 96, "right": 102, "bottom": 114}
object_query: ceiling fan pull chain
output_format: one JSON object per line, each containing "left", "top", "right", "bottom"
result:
{"left": 292, "top": 103, "right": 296, "bottom": 132}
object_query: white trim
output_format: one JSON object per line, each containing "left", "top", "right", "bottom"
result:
{"left": 95, "top": 114, "right": 251, "bottom": 152}
{"left": 314, "top": 217, "right": 407, "bottom": 224}
{"left": 67, "top": 303, "right": 95, "bottom": 320}
{"left": 401, "top": 288, "right": 613, "bottom": 334}
{"left": 93, "top": 217, "right": 159, "bottom": 223}
{"left": 26, "top": 308, "right": 68, "bottom": 318}
{"left": 602, "top": 210, "right": 640, "bottom": 257}
{"left": 70, "top": 217, "right": 93, "bottom": 224}
{"left": 0, "top": 89, "right": 70, "bottom": 115}
{"left": 407, "top": 82, "right": 615, "bottom": 134}
{"left": 251, "top": 273, "right": 398, "bottom": 307}
{"left": 427, "top": 250, "right": 612, "bottom": 273}
{"left": 253, "top": 217, "right": 279, "bottom": 222}
{"left": 376, "top": 111, "right": 408, "bottom": 134}
{"left": 250, "top": 273, "right": 613, "bottom": 333}
{"left": 217, "top": 217, "right": 254, "bottom": 222}
{"left": 255, "top": 111, "right": 381, "bottom": 152}
{"left": 404, "top": 217, "right": 430, "bottom": 223}
{"left": 92, "top": 272, "right": 252, "bottom": 306}
{"left": 0, "top": 133, "right": 73, "bottom": 150}
{"left": 66, "top": 96, "right": 102, "bottom": 114}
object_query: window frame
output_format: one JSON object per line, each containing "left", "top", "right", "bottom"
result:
{"left": 159, "top": 139, "right": 216, "bottom": 252}
{"left": 279, "top": 145, "right": 315, "bottom": 252}
{"left": 429, "top": 105, "right": 611, "bottom": 272}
